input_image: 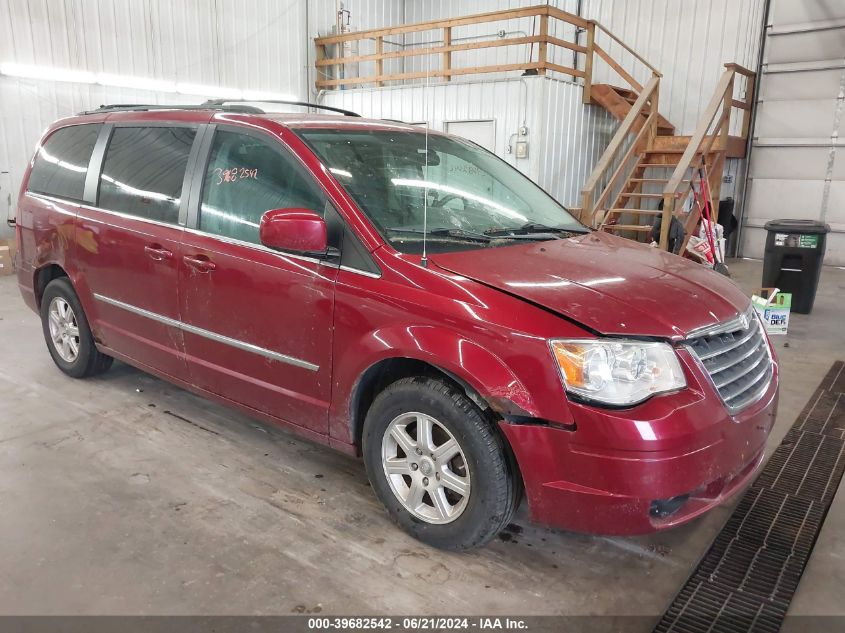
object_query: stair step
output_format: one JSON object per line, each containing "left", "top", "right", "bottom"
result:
{"left": 607, "top": 208, "right": 663, "bottom": 215}
{"left": 639, "top": 162, "right": 686, "bottom": 168}
{"left": 602, "top": 224, "right": 652, "bottom": 232}
{"left": 643, "top": 149, "right": 707, "bottom": 155}
{"left": 628, "top": 178, "right": 692, "bottom": 183}
{"left": 621, "top": 192, "right": 664, "bottom": 198}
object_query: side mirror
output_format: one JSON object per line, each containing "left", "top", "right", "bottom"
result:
{"left": 259, "top": 208, "right": 328, "bottom": 254}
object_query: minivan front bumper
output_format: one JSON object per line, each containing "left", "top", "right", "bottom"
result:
{"left": 499, "top": 353, "right": 779, "bottom": 535}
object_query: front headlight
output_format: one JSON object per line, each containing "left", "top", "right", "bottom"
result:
{"left": 549, "top": 339, "right": 686, "bottom": 406}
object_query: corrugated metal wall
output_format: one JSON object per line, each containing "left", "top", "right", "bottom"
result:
{"left": 583, "top": 0, "right": 766, "bottom": 135}
{"left": 321, "top": 75, "right": 617, "bottom": 207}
{"left": 0, "top": 0, "right": 766, "bottom": 240}
{"left": 391, "top": 0, "right": 767, "bottom": 136}
{"left": 0, "top": 0, "right": 346, "bottom": 239}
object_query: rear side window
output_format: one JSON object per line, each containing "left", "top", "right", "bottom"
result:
{"left": 28, "top": 124, "right": 101, "bottom": 201}
{"left": 199, "top": 130, "right": 324, "bottom": 244}
{"left": 98, "top": 126, "right": 196, "bottom": 224}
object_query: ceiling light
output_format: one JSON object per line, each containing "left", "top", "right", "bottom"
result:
{"left": 176, "top": 82, "right": 243, "bottom": 99}
{"left": 96, "top": 73, "right": 177, "bottom": 93}
{"left": 242, "top": 89, "right": 298, "bottom": 102}
{"left": 0, "top": 62, "right": 95, "bottom": 84}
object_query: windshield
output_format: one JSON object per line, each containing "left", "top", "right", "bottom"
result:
{"left": 296, "top": 128, "right": 587, "bottom": 254}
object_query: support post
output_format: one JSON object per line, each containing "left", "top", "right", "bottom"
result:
{"left": 443, "top": 27, "right": 452, "bottom": 81}
{"left": 581, "top": 190, "right": 593, "bottom": 227}
{"left": 375, "top": 36, "right": 384, "bottom": 87}
{"left": 538, "top": 15, "right": 548, "bottom": 75}
{"left": 741, "top": 73, "right": 755, "bottom": 140}
{"left": 315, "top": 42, "right": 327, "bottom": 91}
{"left": 659, "top": 195, "right": 674, "bottom": 251}
{"left": 583, "top": 22, "right": 595, "bottom": 103}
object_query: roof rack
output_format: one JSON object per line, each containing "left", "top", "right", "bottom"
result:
{"left": 78, "top": 100, "right": 360, "bottom": 117}
{"left": 202, "top": 99, "right": 361, "bottom": 117}
{"left": 79, "top": 103, "right": 264, "bottom": 115}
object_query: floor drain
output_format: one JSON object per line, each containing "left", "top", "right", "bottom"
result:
{"left": 654, "top": 361, "right": 845, "bottom": 633}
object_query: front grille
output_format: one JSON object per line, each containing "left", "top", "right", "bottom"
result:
{"left": 685, "top": 308, "right": 773, "bottom": 412}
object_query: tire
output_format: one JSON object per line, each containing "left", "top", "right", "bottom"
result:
{"left": 362, "top": 376, "right": 518, "bottom": 550}
{"left": 40, "top": 277, "right": 113, "bottom": 379}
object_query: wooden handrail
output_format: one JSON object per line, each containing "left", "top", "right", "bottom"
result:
{"left": 315, "top": 4, "right": 656, "bottom": 96}
{"left": 594, "top": 23, "right": 661, "bottom": 77}
{"left": 724, "top": 62, "right": 755, "bottom": 77}
{"left": 316, "top": 6, "right": 560, "bottom": 45}
{"left": 659, "top": 64, "right": 755, "bottom": 250}
{"left": 663, "top": 70, "right": 734, "bottom": 196}
{"left": 580, "top": 75, "right": 660, "bottom": 225}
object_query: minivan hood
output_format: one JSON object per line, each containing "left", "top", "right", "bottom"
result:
{"left": 430, "top": 231, "right": 750, "bottom": 339}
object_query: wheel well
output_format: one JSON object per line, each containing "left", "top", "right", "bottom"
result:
{"left": 350, "top": 357, "right": 524, "bottom": 505}
{"left": 351, "top": 358, "right": 491, "bottom": 450}
{"left": 34, "top": 264, "right": 69, "bottom": 308}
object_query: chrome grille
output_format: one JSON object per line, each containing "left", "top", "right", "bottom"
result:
{"left": 686, "top": 309, "right": 773, "bottom": 412}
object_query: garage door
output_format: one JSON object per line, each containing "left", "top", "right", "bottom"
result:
{"left": 742, "top": 0, "right": 845, "bottom": 266}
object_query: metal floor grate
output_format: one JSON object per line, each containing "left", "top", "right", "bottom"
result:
{"left": 654, "top": 361, "right": 845, "bottom": 633}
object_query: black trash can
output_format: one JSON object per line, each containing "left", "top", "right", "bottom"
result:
{"left": 762, "top": 219, "right": 829, "bottom": 314}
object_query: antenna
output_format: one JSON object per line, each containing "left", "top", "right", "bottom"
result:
{"left": 420, "top": 45, "right": 431, "bottom": 269}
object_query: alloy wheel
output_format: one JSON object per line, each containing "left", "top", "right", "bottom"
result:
{"left": 381, "top": 412, "right": 471, "bottom": 524}
{"left": 48, "top": 297, "right": 80, "bottom": 363}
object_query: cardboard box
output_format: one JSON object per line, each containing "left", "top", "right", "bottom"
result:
{"left": 0, "top": 245, "right": 12, "bottom": 277}
{"left": 4, "top": 237, "right": 16, "bottom": 265}
{"left": 752, "top": 288, "right": 791, "bottom": 336}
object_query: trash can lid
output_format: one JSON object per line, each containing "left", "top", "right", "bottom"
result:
{"left": 764, "top": 219, "right": 830, "bottom": 234}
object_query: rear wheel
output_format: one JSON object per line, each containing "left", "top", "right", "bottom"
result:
{"left": 363, "top": 377, "right": 518, "bottom": 550}
{"left": 40, "top": 277, "right": 113, "bottom": 378}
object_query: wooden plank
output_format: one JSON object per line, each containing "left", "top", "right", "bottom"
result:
{"left": 594, "top": 108, "right": 656, "bottom": 211}
{"left": 724, "top": 62, "right": 755, "bottom": 77}
{"left": 583, "top": 23, "right": 595, "bottom": 104}
{"left": 315, "top": 35, "right": 546, "bottom": 66}
{"left": 741, "top": 72, "right": 755, "bottom": 140}
{"left": 608, "top": 209, "right": 663, "bottom": 215}
{"left": 375, "top": 37, "right": 384, "bottom": 87}
{"left": 603, "top": 224, "right": 651, "bottom": 231}
{"left": 545, "top": 63, "right": 585, "bottom": 78}
{"left": 316, "top": 62, "right": 543, "bottom": 88}
{"left": 663, "top": 69, "right": 734, "bottom": 196}
{"left": 547, "top": 36, "right": 588, "bottom": 55}
{"left": 581, "top": 76, "right": 659, "bottom": 201}
{"left": 443, "top": 27, "right": 451, "bottom": 82}
{"left": 315, "top": 5, "right": 552, "bottom": 45}
{"left": 538, "top": 15, "right": 548, "bottom": 76}
{"left": 731, "top": 98, "right": 750, "bottom": 110}
{"left": 545, "top": 5, "right": 592, "bottom": 29}
{"left": 593, "top": 44, "right": 643, "bottom": 92}
{"left": 594, "top": 23, "right": 660, "bottom": 75}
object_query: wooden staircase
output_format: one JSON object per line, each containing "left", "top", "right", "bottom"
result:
{"left": 581, "top": 64, "right": 756, "bottom": 253}
{"left": 311, "top": 5, "right": 756, "bottom": 257}
{"left": 591, "top": 84, "right": 675, "bottom": 135}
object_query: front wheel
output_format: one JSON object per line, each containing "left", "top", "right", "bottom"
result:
{"left": 362, "top": 377, "right": 518, "bottom": 550}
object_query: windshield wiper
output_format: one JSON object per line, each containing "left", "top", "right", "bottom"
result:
{"left": 485, "top": 222, "right": 591, "bottom": 237}
{"left": 387, "top": 227, "right": 491, "bottom": 242}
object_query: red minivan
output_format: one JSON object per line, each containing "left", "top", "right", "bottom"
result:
{"left": 15, "top": 102, "right": 778, "bottom": 549}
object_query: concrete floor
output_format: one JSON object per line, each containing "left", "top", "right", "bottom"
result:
{"left": 0, "top": 258, "right": 843, "bottom": 618}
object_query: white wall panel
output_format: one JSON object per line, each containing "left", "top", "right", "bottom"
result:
{"left": 741, "top": 0, "right": 845, "bottom": 265}
{"left": 0, "top": 0, "right": 394, "bottom": 239}
{"left": 582, "top": 0, "right": 766, "bottom": 135}
{"left": 324, "top": 0, "right": 765, "bottom": 136}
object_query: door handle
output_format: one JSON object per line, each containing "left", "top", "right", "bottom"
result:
{"left": 183, "top": 254, "right": 216, "bottom": 273}
{"left": 144, "top": 244, "right": 173, "bottom": 261}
